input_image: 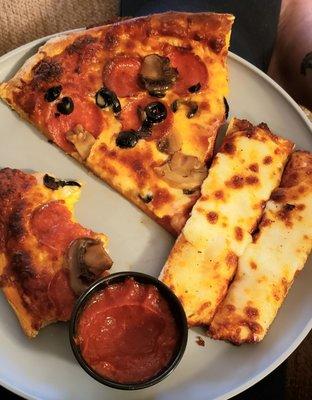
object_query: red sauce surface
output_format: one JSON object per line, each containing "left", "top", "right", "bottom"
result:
{"left": 76, "top": 278, "right": 179, "bottom": 384}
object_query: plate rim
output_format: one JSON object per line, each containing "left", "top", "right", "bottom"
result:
{"left": 0, "top": 30, "right": 311, "bottom": 400}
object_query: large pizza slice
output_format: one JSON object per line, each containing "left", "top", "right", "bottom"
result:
{"left": 0, "top": 168, "right": 112, "bottom": 337}
{"left": 0, "top": 12, "right": 234, "bottom": 235}
{"left": 160, "top": 118, "right": 293, "bottom": 326}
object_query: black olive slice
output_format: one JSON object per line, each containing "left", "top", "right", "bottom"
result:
{"left": 144, "top": 101, "right": 167, "bottom": 123}
{"left": 171, "top": 99, "right": 179, "bottom": 113}
{"left": 139, "top": 193, "right": 153, "bottom": 203}
{"left": 95, "top": 88, "right": 112, "bottom": 108}
{"left": 43, "top": 174, "right": 81, "bottom": 190}
{"left": 44, "top": 85, "right": 62, "bottom": 102}
{"left": 111, "top": 96, "right": 121, "bottom": 113}
{"left": 188, "top": 82, "right": 201, "bottom": 93}
{"left": 95, "top": 87, "right": 121, "bottom": 113}
{"left": 56, "top": 96, "right": 74, "bottom": 115}
{"left": 116, "top": 130, "right": 139, "bottom": 148}
{"left": 148, "top": 90, "right": 166, "bottom": 98}
{"left": 224, "top": 97, "right": 229, "bottom": 119}
{"left": 186, "top": 101, "right": 198, "bottom": 119}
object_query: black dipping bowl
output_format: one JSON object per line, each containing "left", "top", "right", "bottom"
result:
{"left": 69, "top": 271, "right": 188, "bottom": 390}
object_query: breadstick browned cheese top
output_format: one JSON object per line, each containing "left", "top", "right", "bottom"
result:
{"left": 209, "top": 151, "right": 312, "bottom": 344}
{"left": 160, "top": 118, "right": 293, "bottom": 326}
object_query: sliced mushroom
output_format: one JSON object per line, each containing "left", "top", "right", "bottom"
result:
{"left": 66, "top": 125, "right": 96, "bottom": 160}
{"left": 67, "top": 238, "right": 113, "bottom": 295}
{"left": 171, "top": 99, "right": 198, "bottom": 118}
{"left": 157, "top": 132, "right": 182, "bottom": 154}
{"left": 139, "top": 54, "right": 178, "bottom": 96}
{"left": 154, "top": 152, "right": 207, "bottom": 190}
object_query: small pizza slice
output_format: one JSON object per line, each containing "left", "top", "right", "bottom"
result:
{"left": 0, "top": 168, "right": 112, "bottom": 337}
{"left": 0, "top": 12, "right": 234, "bottom": 235}
{"left": 209, "top": 151, "right": 312, "bottom": 344}
{"left": 160, "top": 118, "right": 293, "bottom": 326}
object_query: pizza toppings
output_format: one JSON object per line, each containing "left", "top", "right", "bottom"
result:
{"left": 66, "top": 125, "right": 96, "bottom": 160}
{"left": 144, "top": 101, "right": 167, "bottom": 123}
{"left": 139, "top": 193, "right": 154, "bottom": 203}
{"left": 95, "top": 87, "right": 121, "bottom": 113}
{"left": 188, "top": 82, "right": 201, "bottom": 93}
{"left": 56, "top": 96, "right": 74, "bottom": 115}
{"left": 43, "top": 174, "right": 81, "bottom": 190}
{"left": 48, "top": 269, "right": 76, "bottom": 320}
{"left": 157, "top": 132, "right": 182, "bottom": 154}
{"left": 67, "top": 238, "right": 112, "bottom": 295}
{"left": 139, "top": 54, "right": 178, "bottom": 97}
{"left": 103, "top": 55, "right": 142, "bottom": 98}
{"left": 116, "top": 130, "right": 139, "bottom": 149}
{"left": 171, "top": 99, "right": 198, "bottom": 118}
{"left": 167, "top": 49, "right": 208, "bottom": 95}
{"left": 154, "top": 152, "right": 207, "bottom": 190}
{"left": 44, "top": 85, "right": 62, "bottom": 102}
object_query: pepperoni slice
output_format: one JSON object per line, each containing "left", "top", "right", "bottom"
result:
{"left": 118, "top": 95, "right": 173, "bottom": 141}
{"left": 31, "top": 201, "right": 92, "bottom": 255}
{"left": 103, "top": 55, "right": 142, "bottom": 98}
{"left": 167, "top": 49, "right": 208, "bottom": 95}
{"left": 34, "top": 85, "right": 105, "bottom": 152}
{"left": 48, "top": 269, "right": 76, "bottom": 320}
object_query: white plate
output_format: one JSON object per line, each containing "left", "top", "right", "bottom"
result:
{"left": 0, "top": 32, "right": 311, "bottom": 400}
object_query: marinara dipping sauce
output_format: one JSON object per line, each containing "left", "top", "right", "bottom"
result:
{"left": 70, "top": 272, "right": 188, "bottom": 389}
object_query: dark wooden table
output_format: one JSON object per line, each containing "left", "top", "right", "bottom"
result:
{"left": 1, "top": 331, "right": 310, "bottom": 399}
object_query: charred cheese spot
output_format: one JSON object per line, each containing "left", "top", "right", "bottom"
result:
{"left": 250, "top": 261, "right": 257, "bottom": 270}
{"left": 244, "top": 306, "right": 259, "bottom": 319}
{"left": 226, "top": 304, "right": 236, "bottom": 312}
{"left": 241, "top": 320, "right": 262, "bottom": 334}
{"left": 8, "top": 202, "right": 27, "bottom": 240}
{"left": 226, "top": 175, "right": 244, "bottom": 189}
{"left": 222, "top": 141, "right": 236, "bottom": 155}
{"left": 208, "top": 37, "right": 225, "bottom": 53}
{"left": 103, "top": 31, "right": 119, "bottom": 50}
{"left": 245, "top": 175, "right": 259, "bottom": 185}
{"left": 263, "top": 155, "right": 273, "bottom": 164}
{"left": 271, "top": 188, "right": 285, "bottom": 202}
{"left": 32, "top": 58, "right": 63, "bottom": 84}
{"left": 152, "top": 188, "right": 173, "bottom": 209}
{"left": 234, "top": 226, "right": 243, "bottom": 241}
{"left": 249, "top": 163, "right": 259, "bottom": 173}
{"left": 226, "top": 251, "right": 238, "bottom": 268}
{"left": 214, "top": 190, "right": 224, "bottom": 199}
{"left": 207, "top": 211, "right": 218, "bottom": 224}
{"left": 66, "top": 35, "right": 97, "bottom": 55}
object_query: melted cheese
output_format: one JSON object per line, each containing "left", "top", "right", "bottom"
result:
{"left": 0, "top": 13, "right": 234, "bottom": 235}
{"left": 160, "top": 118, "right": 293, "bottom": 326}
{"left": 0, "top": 170, "right": 109, "bottom": 337}
{"left": 209, "top": 151, "right": 312, "bottom": 343}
